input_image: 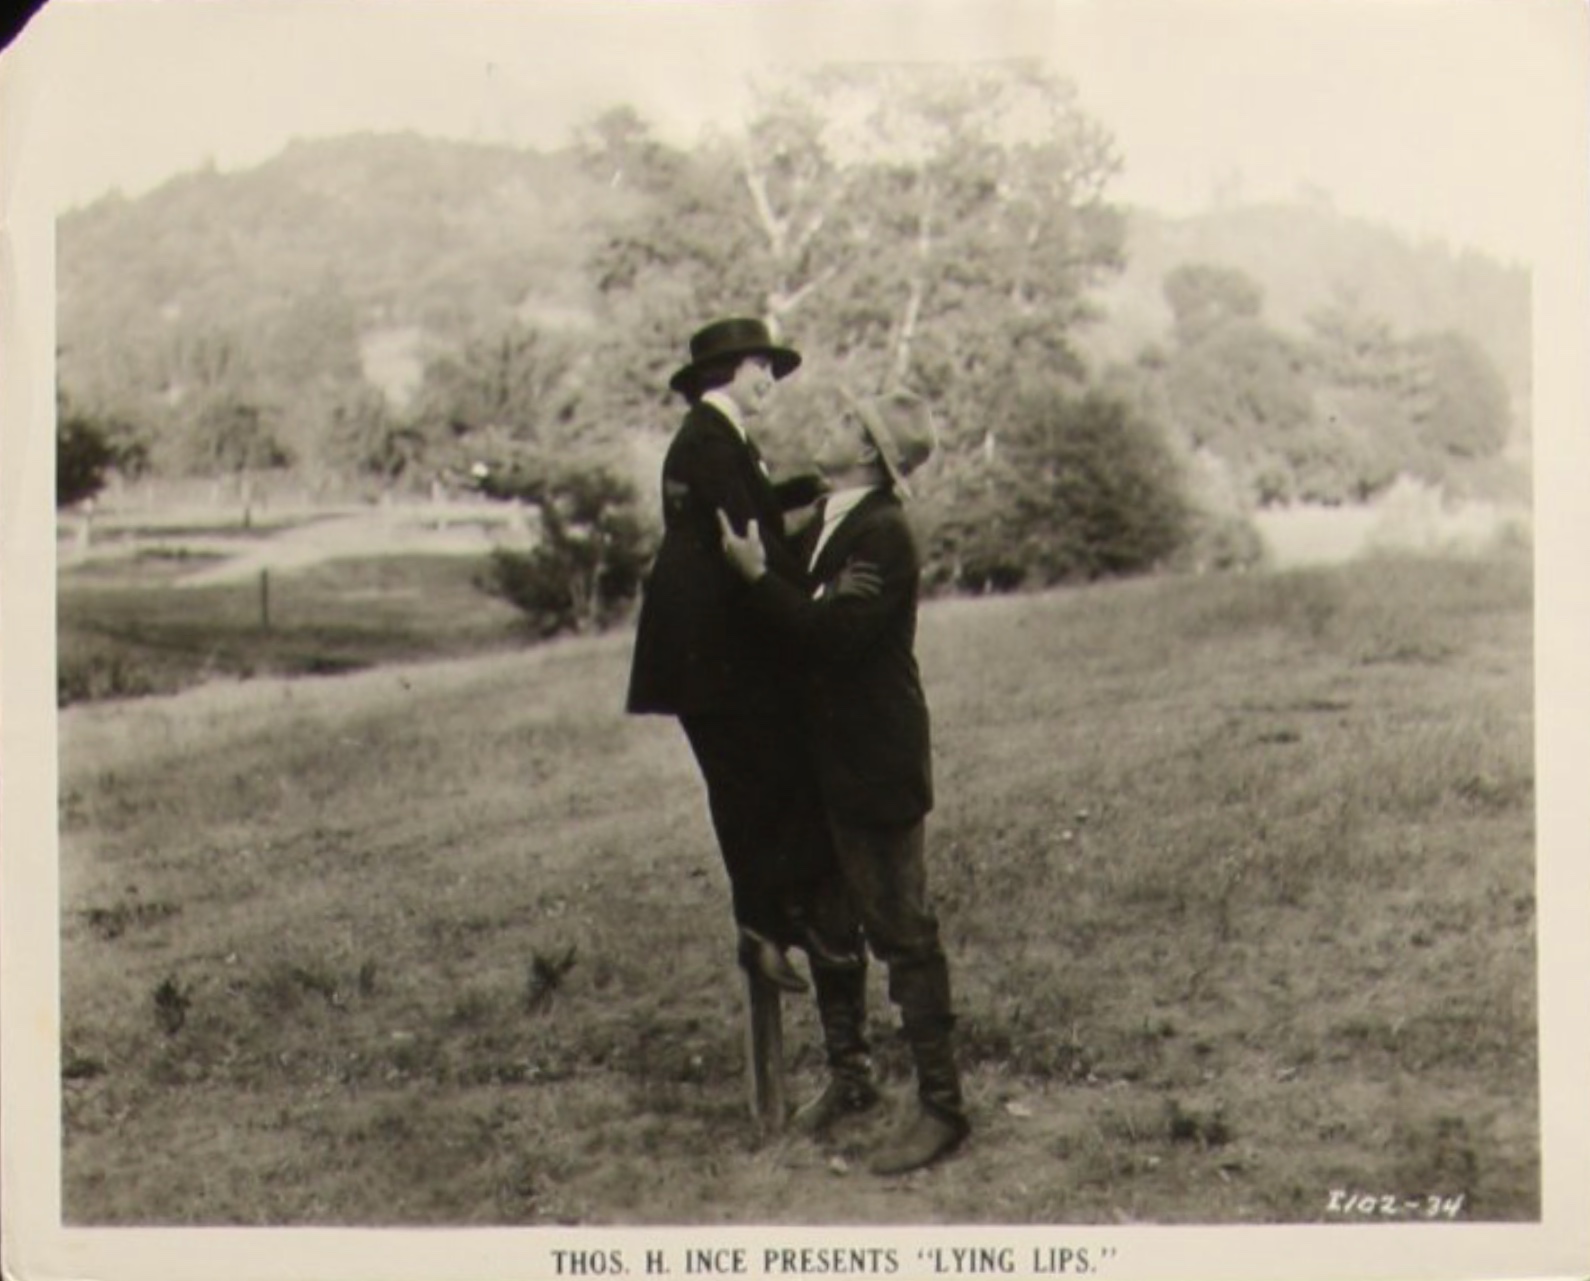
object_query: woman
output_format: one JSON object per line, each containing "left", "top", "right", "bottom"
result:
{"left": 626, "top": 317, "right": 842, "bottom": 993}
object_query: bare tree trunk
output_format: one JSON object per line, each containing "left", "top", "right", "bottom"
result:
{"left": 741, "top": 165, "right": 787, "bottom": 260}
{"left": 741, "top": 149, "right": 847, "bottom": 333}
{"left": 889, "top": 278, "right": 925, "bottom": 392}
{"left": 766, "top": 265, "right": 840, "bottom": 328}
{"left": 585, "top": 543, "right": 607, "bottom": 633}
{"left": 1010, "top": 218, "right": 1043, "bottom": 312}
{"left": 887, "top": 174, "right": 934, "bottom": 391}
{"left": 569, "top": 573, "right": 591, "bottom": 634}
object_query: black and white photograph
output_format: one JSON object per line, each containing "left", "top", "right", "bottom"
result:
{"left": 2, "top": 1, "right": 1587, "bottom": 1278}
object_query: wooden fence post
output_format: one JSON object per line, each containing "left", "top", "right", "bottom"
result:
{"left": 745, "top": 973, "right": 787, "bottom": 1138}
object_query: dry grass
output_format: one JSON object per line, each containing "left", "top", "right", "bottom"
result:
{"left": 58, "top": 551, "right": 1536, "bottom": 1224}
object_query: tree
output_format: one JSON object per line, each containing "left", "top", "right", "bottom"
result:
{"left": 259, "top": 274, "right": 363, "bottom": 390}
{"left": 170, "top": 395, "right": 292, "bottom": 527}
{"left": 1163, "top": 263, "right": 1264, "bottom": 345}
{"left": 323, "top": 384, "right": 425, "bottom": 488}
{"left": 920, "top": 450, "right": 1030, "bottom": 594}
{"left": 782, "top": 62, "right": 1125, "bottom": 418}
{"left": 177, "top": 398, "right": 291, "bottom": 477}
{"left": 574, "top": 109, "right": 763, "bottom": 428}
{"left": 576, "top": 64, "right": 1126, "bottom": 447}
{"left": 1146, "top": 264, "right": 1384, "bottom": 505}
{"left": 408, "top": 322, "right": 584, "bottom": 452}
{"left": 1399, "top": 329, "right": 1511, "bottom": 461}
{"left": 735, "top": 80, "right": 858, "bottom": 332}
{"left": 1161, "top": 317, "right": 1320, "bottom": 503}
{"left": 156, "top": 329, "right": 255, "bottom": 410}
{"left": 1302, "top": 298, "right": 1511, "bottom": 493}
{"left": 1304, "top": 286, "right": 1401, "bottom": 389}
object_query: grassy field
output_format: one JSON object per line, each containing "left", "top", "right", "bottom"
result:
{"left": 58, "top": 549, "right": 529, "bottom": 704}
{"left": 57, "top": 551, "right": 1537, "bottom": 1225}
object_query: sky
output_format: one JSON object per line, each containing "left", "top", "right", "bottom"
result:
{"left": 6, "top": 0, "right": 1584, "bottom": 264}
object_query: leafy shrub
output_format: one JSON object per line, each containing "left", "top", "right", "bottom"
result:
{"left": 473, "top": 452, "right": 655, "bottom": 637}
{"left": 923, "top": 382, "right": 1191, "bottom": 591}
{"left": 1170, "top": 508, "right": 1268, "bottom": 574}
{"left": 58, "top": 412, "right": 116, "bottom": 508}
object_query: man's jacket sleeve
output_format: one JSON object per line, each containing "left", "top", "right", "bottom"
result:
{"left": 745, "top": 517, "right": 915, "bottom": 666}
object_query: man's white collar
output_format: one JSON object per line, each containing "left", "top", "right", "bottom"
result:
{"left": 810, "top": 485, "right": 878, "bottom": 568}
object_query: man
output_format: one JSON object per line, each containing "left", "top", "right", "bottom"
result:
{"left": 626, "top": 316, "right": 842, "bottom": 994}
{"left": 717, "top": 389, "right": 970, "bottom": 1176}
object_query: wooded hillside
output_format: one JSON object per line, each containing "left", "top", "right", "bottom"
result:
{"left": 56, "top": 68, "right": 1529, "bottom": 598}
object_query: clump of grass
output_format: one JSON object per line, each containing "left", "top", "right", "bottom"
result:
{"left": 252, "top": 960, "right": 346, "bottom": 1016}
{"left": 58, "top": 648, "right": 159, "bottom": 706}
{"left": 1181, "top": 569, "right": 1346, "bottom": 645}
{"left": 1338, "top": 598, "right": 1456, "bottom": 665}
{"left": 80, "top": 899, "right": 181, "bottom": 940}
{"left": 493, "top": 1155, "right": 543, "bottom": 1222}
{"left": 295, "top": 655, "right": 371, "bottom": 677}
{"left": 1341, "top": 713, "right": 1533, "bottom": 826}
{"left": 1389, "top": 1113, "right": 1480, "bottom": 1205}
{"left": 381, "top": 1033, "right": 448, "bottom": 1084}
{"left": 151, "top": 976, "right": 191, "bottom": 1036}
{"left": 1329, "top": 554, "right": 1530, "bottom": 665}
{"left": 1176, "top": 554, "right": 1530, "bottom": 669}
{"left": 525, "top": 946, "right": 578, "bottom": 1015}
{"left": 62, "top": 1050, "right": 107, "bottom": 1081}
{"left": 1164, "top": 1098, "right": 1234, "bottom": 1148}
{"left": 449, "top": 988, "right": 500, "bottom": 1029}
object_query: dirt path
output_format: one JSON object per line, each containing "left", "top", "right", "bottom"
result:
{"left": 60, "top": 504, "right": 530, "bottom": 586}
{"left": 172, "top": 509, "right": 519, "bottom": 586}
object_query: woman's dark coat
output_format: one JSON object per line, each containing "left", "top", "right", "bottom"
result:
{"left": 626, "top": 401, "right": 807, "bottom": 717}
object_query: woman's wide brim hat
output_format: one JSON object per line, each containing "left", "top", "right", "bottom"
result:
{"left": 670, "top": 317, "right": 802, "bottom": 396}
{"left": 841, "top": 389, "right": 939, "bottom": 500}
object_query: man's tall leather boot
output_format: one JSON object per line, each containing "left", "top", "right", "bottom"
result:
{"left": 868, "top": 1016, "right": 969, "bottom": 1175}
{"left": 869, "top": 957, "right": 969, "bottom": 1175}
{"left": 791, "top": 961, "right": 880, "bottom": 1136}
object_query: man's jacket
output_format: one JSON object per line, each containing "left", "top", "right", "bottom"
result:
{"left": 626, "top": 401, "right": 807, "bottom": 717}
{"left": 744, "top": 487, "right": 933, "bottom": 830}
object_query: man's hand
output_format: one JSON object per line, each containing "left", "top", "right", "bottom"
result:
{"left": 831, "top": 559, "right": 882, "bottom": 600}
{"left": 717, "top": 509, "right": 768, "bottom": 581}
